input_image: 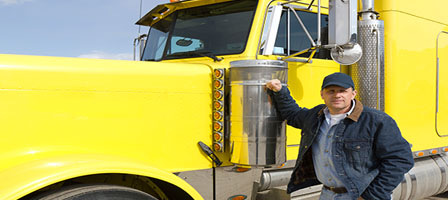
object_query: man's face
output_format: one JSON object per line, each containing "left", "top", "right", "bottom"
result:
{"left": 320, "top": 85, "right": 357, "bottom": 114}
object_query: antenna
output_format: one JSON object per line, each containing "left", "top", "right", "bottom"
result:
{"left": 138, "top": 0, "right": 143, "bottom": 34}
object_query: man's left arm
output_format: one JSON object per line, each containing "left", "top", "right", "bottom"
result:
{"left": 361, "top": 118, "right": 414, "bottom": 200}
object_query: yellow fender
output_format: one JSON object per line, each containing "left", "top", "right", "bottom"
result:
{"left": 0, "top": 154, "right": 204, "bottom": 200}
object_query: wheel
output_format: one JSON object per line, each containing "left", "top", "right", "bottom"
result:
{"left": 32, "top": 184, "right": 158, "bottom": 200}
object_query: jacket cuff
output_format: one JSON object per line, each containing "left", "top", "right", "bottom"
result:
{"left": 272, "top": 86, "right": 287, "bottom": 95}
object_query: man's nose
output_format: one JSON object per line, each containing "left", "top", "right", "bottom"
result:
{"left": 334, "top": 92, "right": 343, "bottom": 97}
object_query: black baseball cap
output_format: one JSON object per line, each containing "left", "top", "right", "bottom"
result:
{"left": 321, "top": 73, "right": 355, "bottom": 90}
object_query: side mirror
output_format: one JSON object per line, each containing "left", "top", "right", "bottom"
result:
{"left": 327, "top": 0, "right": 362, "bottom": 65}
{"left": 133, "top": 34, "right": 148, "bottom": 61}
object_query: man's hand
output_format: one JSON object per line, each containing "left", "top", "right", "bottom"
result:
{"left": 266, "top": 79, "right": 282, "bottom": 92}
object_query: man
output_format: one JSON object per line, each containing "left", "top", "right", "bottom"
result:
{"left": 266, "top": 73, "right": 414, "bottom": 200}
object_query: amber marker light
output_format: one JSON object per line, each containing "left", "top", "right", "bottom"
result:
{"left": 214, "top": 132, "right": 222, "bottom": 141}
{"left": 277, "top": 163, "right": 286, "bottom": 168}
{"left": 213, "top": 143, "right": 222, "bottom": 151}
{"left": 214, "top": 91, "right": 223, "bottom": 99}
{"left": 416, "top": 152, "right": 424, "bottom": 157}
{"left": 214, "top": 111, "right": 223, "bottom": 121}
{"left": 235, "top": 167, "right": 251, "bottom": 172}
{"left": 213, "top": 122, "right": 223, "bottom": 131}
{"left": 214, "top": 101, "right": 223, "bottom": 110}
{"left": 228, "top": 195, "right": 247, "bottom": 200}
{"left": 431, "top": 149, "right": 438, "bottom": 154}
{"left": 214, "top": 80, "right": 223, "bottom": 89}
{"left": 214, "top": 69, "right": 224, "bottom": 78}
{"left": 443, "top": 147, "right": 448, "bottom": 152}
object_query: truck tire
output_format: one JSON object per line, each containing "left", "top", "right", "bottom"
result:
{"left": 32, "top": 184, "right": 158, "bottom": 200}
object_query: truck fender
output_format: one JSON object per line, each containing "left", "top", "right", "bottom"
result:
{"left": 0, "top": 154, "right": 204, "bottom": 200}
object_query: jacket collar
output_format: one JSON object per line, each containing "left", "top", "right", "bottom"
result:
{"left": 318, "top": 99, "right": 363, "bottom": 122}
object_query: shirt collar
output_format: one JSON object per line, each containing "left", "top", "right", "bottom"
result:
{"left": 318, "top": 99, "right": 364, "bottom": 122}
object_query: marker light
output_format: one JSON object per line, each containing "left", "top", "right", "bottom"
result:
{"left": 214, "top": 69, "right": 224, "bottom": 78}
{"left": 228, "top": 195, "right": 247, "bottom": 200}
{"left": 277, "top": 163, "right": 286, "bottom": 168}
{"left": 416, "top": 152, "right": 424, "bottom": 157}
{"left": 443, "top": 147, "right": 448, "bottom": 152}
{"left": 214, "top": 90, "right": 223, "bottom": 99}
{"left": 214, "top": 101, "right": 223, "bottom": 110}
{"left": 212, "top": 68, "right": 225, "bottom": 152}
{"left": 213, "top": 122, "right": 223, "bottom": 131}
{"left": 214, "top": 111, "right": 223, "bottom": 120}
{"left": 213, "top": 142, "right": 222, "bottom": 151}
{"left": 214, "top": 80, "right": 223, "bottom": 89}
{"left": 431, "top": 149, "right": 438, "bottom": 154}
{"left": 214, "top": 132, "right": 223, "bottom": 141}
{"left": 235, "top": 167, "right": 251, "bottom": 172}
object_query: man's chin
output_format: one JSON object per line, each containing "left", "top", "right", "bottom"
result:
{"left": 329, "top": 105, "right": 349, "bottom": 112}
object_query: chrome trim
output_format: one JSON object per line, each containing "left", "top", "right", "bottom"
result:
{"left": 282, "top": 3, "right": 308, "bottom": 10}
{"left": 435, "top": 31, "right": 448, "bottom": 137}
{"left": 287, "top": 8, "right": 290, "bottom": 56}
{"left": 229, "top": 60, "right": 288, "bottom": 166}
{"left": 317, "top": 0, "right": 321, "bottom": 46}
{"left": 360, "top": 0, "right": 377, "bottom": 19}
{"left": 259, "top": 169, "right": 293, "bottom": 191}
{"left": 361, "top": 0, "right": 374, "bottom": 11}
{"left": 352, "top": 20, "right": 384, "bottom": 111}
{"left": 440, "top": 154, "right": 448, "bottom": 193}
{"left": 328, "top": 0, "right": 358, "bottom": 45}
{"left": 261, "top": 5, "right": 283, "bottom": 55}
{"left": 400, "top": 174, "right": 407, "bottom": 200}
{"left": 256, "top": 0, "right": 276, "bottom": 60}
{"left": 177, "top": 169, "right": 213, "bottom": 200}
{"left": 281, "top": 57, "right": 312, "bottom": 63}
{"left": 229, "top": 82, "right": 287, "bottom": 86}
{"left": 413, "top": 146, "right": 448, "bottom": 158}
{"left": 281, "top": 0, "right": 328, "bottom": 9}
{"left": 375, "top": 28, "right": 382, "bottom": 110}
{"left": 289, "top": 7, "right": 316, "bottom": 47}
{"left": 409, "top": 173, "right": 417, "bottom": 200}
{"left": 433, "top": 155, "right": 448, "bottom": 194}
{"left": 133, "top": 34, "right": 147, "bottom": 61}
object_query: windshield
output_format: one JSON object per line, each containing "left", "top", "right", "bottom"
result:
{"left": 141, "top": 0, "right": 258, "bottom": 61}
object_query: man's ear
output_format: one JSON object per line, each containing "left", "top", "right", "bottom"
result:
{"left": 352, "top": 89, "right": 357, "bottom": 100}
{"left": 320, "top": 90, "right": 324, "bottom": 99}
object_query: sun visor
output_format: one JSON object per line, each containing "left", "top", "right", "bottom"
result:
{"left": 136, "top": 0, "right": 233, "bottom": 26}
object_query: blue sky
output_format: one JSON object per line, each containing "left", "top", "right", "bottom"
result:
{"left": 0, "top": 0, "right": 161, "bottom": 60}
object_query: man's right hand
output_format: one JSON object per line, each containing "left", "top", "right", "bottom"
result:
{"left": 266, "top": 79, "right": 282, "bottom": 92}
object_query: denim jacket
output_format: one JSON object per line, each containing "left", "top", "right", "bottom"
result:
{"left": 270, "top": 87, "right": 414, "bottom": 200}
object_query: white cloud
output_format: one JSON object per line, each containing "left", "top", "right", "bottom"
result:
{"left": 0, "top": 0, "right": 33, "bottom": 5}
{"left": 78, "top": 50, "right": 134, "bottom": 60}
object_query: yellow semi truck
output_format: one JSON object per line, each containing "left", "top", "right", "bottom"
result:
{"left": 0, "top": 0, "right": 447, "bottom": 199}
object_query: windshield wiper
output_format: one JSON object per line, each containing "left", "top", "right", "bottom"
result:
{"left": 165, "top": 51, "right": 223, "bottom": 62}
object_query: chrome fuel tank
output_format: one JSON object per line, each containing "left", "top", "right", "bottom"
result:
{"left": 229, "top": 60, "right": 287, "bottom": 166}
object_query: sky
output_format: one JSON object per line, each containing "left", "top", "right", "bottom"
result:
{"left": 0, "top": 0, "right": 162, "bottom": 60}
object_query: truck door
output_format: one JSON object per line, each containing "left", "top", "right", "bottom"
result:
{"left": 436, "top": 29, "right": 448, "bottom": 137}
{"left": 259, "top": 3, "right": 339, "bottom": 158}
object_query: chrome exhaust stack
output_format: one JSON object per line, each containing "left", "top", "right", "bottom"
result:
{"left": 350, "top": 0, "right": 385, "bottom": 110}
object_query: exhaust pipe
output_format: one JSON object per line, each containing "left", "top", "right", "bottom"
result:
{"left": 350, "top": 0, "right": 384, "bottom": 111}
